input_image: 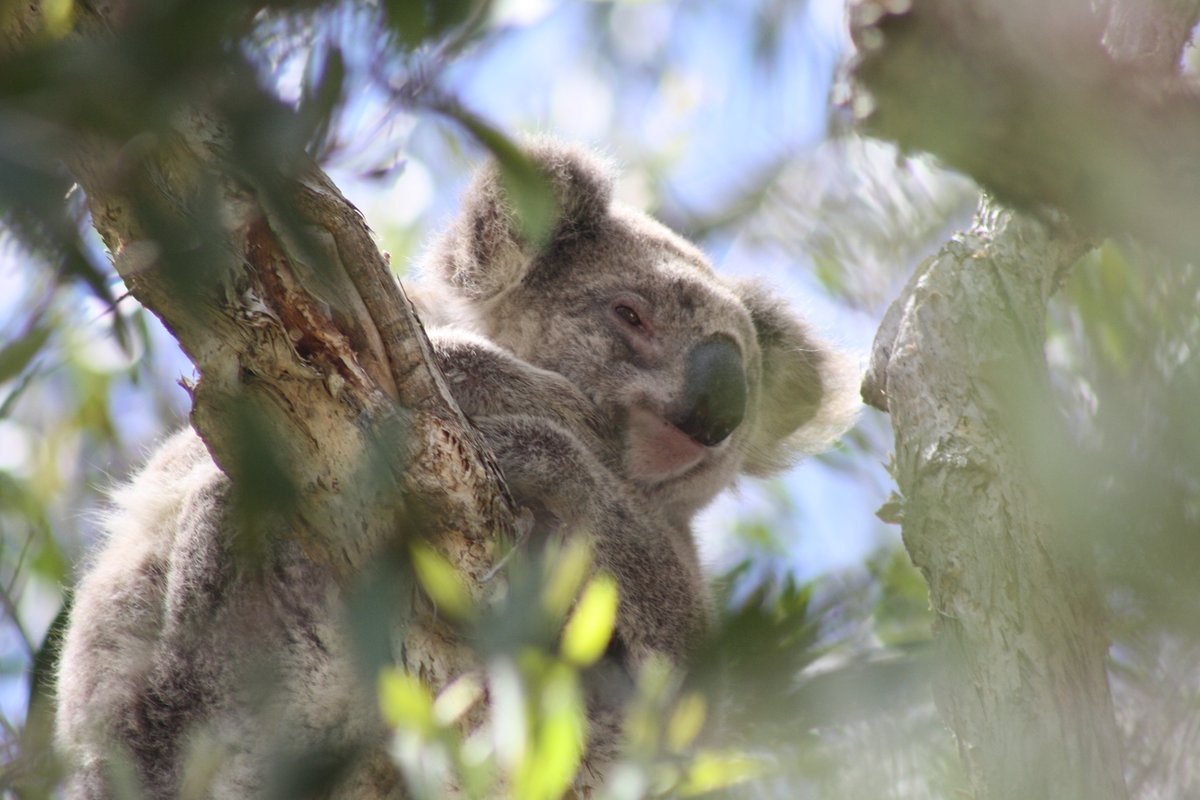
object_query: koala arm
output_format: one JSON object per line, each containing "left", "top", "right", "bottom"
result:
{"left": 472, "top": 414, "right": 708, "bottom": 667}
{"left": 429, "top": 327, "right": 617, "bottom": 464}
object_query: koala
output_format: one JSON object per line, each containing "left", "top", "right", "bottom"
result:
{"left": 415, "top": 139, "right": 858, "bottom": 655}
{"left": 55, "top": 139, "right": 858, "bottom": 798}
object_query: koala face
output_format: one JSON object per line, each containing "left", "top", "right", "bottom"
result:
{"left": 473, "top": 208, "right": 765, "bottom": 519}
{"left": 425, "top": 139, "right": 856, "bottom": 521}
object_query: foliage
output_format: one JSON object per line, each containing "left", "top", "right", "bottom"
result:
{"left": 3, "top": 0, "right": 1198, "bottom": 797}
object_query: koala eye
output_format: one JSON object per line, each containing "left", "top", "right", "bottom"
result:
{"left": 614, "top": 305, "right": 643, "bottom": 328}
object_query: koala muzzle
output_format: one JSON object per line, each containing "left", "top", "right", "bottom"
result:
{"left": 674, "top": 336, "right": 747, "bottom": 447}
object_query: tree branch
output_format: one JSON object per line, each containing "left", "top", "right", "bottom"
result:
{"left": 3, "top": 0, "right": 514, "bottom": 722}
{"left": 850, "top": 0, "right": 1200, "bottom": 261}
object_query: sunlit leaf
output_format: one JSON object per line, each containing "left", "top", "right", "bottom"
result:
{"left": 41, "top": 0, "right": 75, "bottom": 38}
{"left": 378, "top": 668, "right": 435, "bottom": 733}
{"left": 541, "top": 537, "right": 592, "bottom": 621}
{"left": 411, "top": 541, "right": 474, "bottom": 621}
{"left": 514, "top": 662, "right": 584, "bottom": 800}
{"left": 667, "top": 692, "right": 707, "bottom": 752}
{"left": 676, "top": 750, "right": 764, "bottom": 796}
{"left": 561, "top": 573, "right": 618, "bottom": 667}
{"left": 489, "top": 657, "right": 528, "bottom": 770}
{"left": 433, "top": 673, "right": 484, "bottom": 727}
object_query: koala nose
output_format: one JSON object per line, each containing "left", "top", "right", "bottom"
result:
{"left": 674, "top": 336, "right": 747, "bottom": 447}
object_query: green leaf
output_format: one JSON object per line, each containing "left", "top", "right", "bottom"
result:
{"left": 443, "top": 110, "right": 557, "bottom": 245}
{"left": 872, "top": 548, "right": 933, "bottom": 647}
{"left": 383, "top": 0, "right": 480, "bottom": 49}
{"left": 298, "top": 45, "right": 345, "bottom": 155}
{"left": 541, "top": 537, "right": 592, "bottom": 621}
{"left": 383, "top": 0, "right": 430, "bottom": 49}
{"left": 41, "top": 0, "right": 75, "bottom": 38}
{"left": 411, "top": 541, "right": 474, "bottom": 621}
{"left": 513, "top": 663, "right": 584, "bottom": 800}
{"left": 378, "top": 667, "right": 434, "bottom": 733}
{"left": 0, "top": 326, "right": 50, "bottom": 384}
{"left": 677, "top": 750, "right": 764, "bottom": 796}
{"left": 560, "top": 574, "right": 618, "bottom": 667}
{"left": 667, "top": 692, "right": 707, "bottom": 752}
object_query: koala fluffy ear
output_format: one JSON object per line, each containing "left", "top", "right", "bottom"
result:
{"left": 736, "top": 281, "right": 860, "bottom": 476}
{"left": 430, "top": 138, "right": 615, "bottom": 301}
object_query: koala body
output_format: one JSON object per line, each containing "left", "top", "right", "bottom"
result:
{"left": 55, "top": 140, "right": 858, "bottom": 797}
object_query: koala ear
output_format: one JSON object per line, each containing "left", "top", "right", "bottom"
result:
{"left": 736, "top": 281, "right": 861, "bottom": 476}
{"left": 430, "top": 138, "right": 615, "bottom": 301}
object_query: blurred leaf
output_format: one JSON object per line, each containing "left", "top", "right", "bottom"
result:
{"left": 41, "top": 0, "right": 76, "bottom": 38}
{"left": 667, "top": 692, "right": 707, "bottom": 752}
{"left": 0, "top": 325, "right": 50, "bottom": 384}
{"left": 513, "top": 661, "right": 584, "bottom": 800}
{"left": 347, "top": 551, "right": 414, "bottom": 681}
{"left": 793, "top": 647, "right": 933, "bottom": 726}
{"left": 383, "top": 0, "right": 483, "bottom": 49}
{"left": 541, "top": 537, "right": 592, "bottom": 621}
{"left": 444, "top": 108, "right": 557, "bottom": 245}
{"left": 28, "top": 594, "right": 69, "bottom": 713}
{"left": 0, "top": 473, "right": 54, "bottom": 546}
{"left": 411, "top": 541, "right": 474, "bottom": 621}
{"left": 384, "top": 0, "right": 432, "bottom": 48}
{"left": 224, "top": 402, "right": 301, "bottom": 563}
{"left": 0, "top": 368, "right": 39, "bottom": 419}
{"left": 489, "top": 656, "right": 529, "bottom": 771}
{"left": 379, "top": 667, "right": 435, "bottom": 733}
{"left": 871, "top": 549, "right": 933, "bottom": 647}
{"left": 677, "top": 750, "right": 764, "bottom": 797}
{"left": 298, "top": 44, "right": 345, "bottom": 158}
{"left": 561, "top": 573, "right": 618, "bottom": 667}
{"left": 432, "top": 673, "right": 484, "bottom": 727}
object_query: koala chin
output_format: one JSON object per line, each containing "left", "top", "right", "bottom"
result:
{"left": 55, "top": 137, "right": 860, "bottom": 798}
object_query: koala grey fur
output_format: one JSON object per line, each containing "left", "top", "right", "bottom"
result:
{"left": 55, "top": 139, "right": 859, "bottom": 798}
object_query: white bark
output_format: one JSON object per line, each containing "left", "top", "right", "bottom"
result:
{"left": 854, "top": 2, "right": 1200, "bottom": 795}
{"left": 864, "top": 199, "right": 1126, "bottom": 800}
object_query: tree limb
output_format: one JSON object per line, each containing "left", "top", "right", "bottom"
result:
{"left": 850, "top": 0, "right": 1200, "bottom": 261}
{"left": 3, "top": 0, "right": 514, "bottom": 737}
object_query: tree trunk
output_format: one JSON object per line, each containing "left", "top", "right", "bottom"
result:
{"left": 864, "top": 200, "right": 1126, "bottom": 800}
{"left": 855, "top": 2, "right": 1200, "bottom": 796}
